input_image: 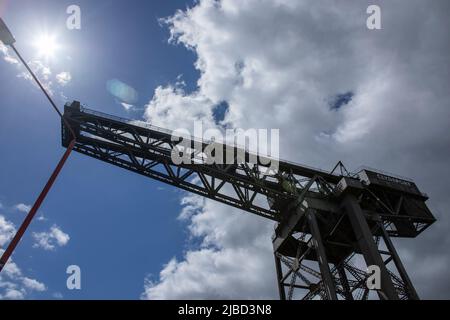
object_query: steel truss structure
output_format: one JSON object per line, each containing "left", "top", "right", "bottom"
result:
{"left": 62, "top": 101, "right": 436, "bottom": 300}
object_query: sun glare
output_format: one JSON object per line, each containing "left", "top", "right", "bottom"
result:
{"left": 34, "top": 34, "right": 59, "bottom": 58}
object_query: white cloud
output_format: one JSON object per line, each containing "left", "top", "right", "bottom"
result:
{"left": 16, "top": 60, "right": 55, "bottom": 96}
{"left": 37, "top": 215, "right": 47, "bottom": 222}
{"left": 1, "top": 43, "right": 71, "bottom": 97}
{"left": 144, "top": 82, "right": 216, "bottom": 132}
{"left": 0, "top": 263, "right": 46, "bottom": 299}
{"left": 0, "top": 215, "right": 47, "bottom": 299}
{"left": 56, "top": 71, "right": 72, "bottom": 86}
{"left": 121, "top": 102, "right": 135, "bottom": 111}
{"left": 18, "top": 60, "right": 51, "bottom": 80}
{"left": 32, "top": 225, "right": 70, "bottom": 251}
{"left": 142, "top": 0, "right": 450, "bottom": 299}
{"left": 22, "top": 277, "right": 46, "bottom": 292}
{"left": 1, "top": 257, "right": 22, "bottom": 279}
{"left": 52, "top": 292, "right": 63, "bottom": 299}
{"left": 0, "top": 42, "right": 7, "bottom": 55}
{"left": 4, "top": 55, "right": 19, "bottom": 64}
{"left": 1, "top": 288, "right": 25, "bottom": 300}
{"left": 0, "top": 215, "right": 16, "bottom": 246}
{"left": 14, "top": 203, "right": 31, "bottom": 214}
{"left": 142, "top": 194, "right": 276, "bottom": 299}
{"left": 0, "top": 42, "right": 19, "bottom": 65}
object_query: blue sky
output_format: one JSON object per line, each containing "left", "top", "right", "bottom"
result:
{"left": 0, "top": 0, "right": 199, "bottom": 299}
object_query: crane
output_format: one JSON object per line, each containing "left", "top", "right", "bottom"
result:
{"left": 0, "top": 16, "right": 437, "bottom": 301}
{"left": 61, "top": 100, "right": 436, "bottom": 300}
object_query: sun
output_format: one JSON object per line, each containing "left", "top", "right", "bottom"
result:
{"left": 34, "top": 34, "right": 59, "bottom": 58}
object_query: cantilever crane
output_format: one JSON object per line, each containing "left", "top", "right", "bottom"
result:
{"left": 61, "top": 101, "right": 436, "bottom": 300}
{"left": 0, "top": 17, "right": 436, "bottom": 300}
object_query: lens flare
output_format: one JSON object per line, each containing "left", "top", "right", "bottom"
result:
{"left": 106, "top": 79, "right": 139, "bottom": 104}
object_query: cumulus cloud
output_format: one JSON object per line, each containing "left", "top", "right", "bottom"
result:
{"left": 140, "top": 0, "right": 450, "bottom": 299}
{"left": 144, "top": 82, "right": 216, "bottom": 132}
{"left": 22, "top": 277, "right": 46, "bottom": 292}
{"left": 0, "top": 289, "right": 25, "bottom": 300}
{"left": 120, "top": 102, "right": 134, "bottom": 111}
{"left": 0, "top": 215, "right": 47, "bottom": 299}
{"left": 16, "top": 60, "right": 54, "bottom": 96}
{"left": 0, "top": 215, "right": 16, "bottom": 247}
{"left": 0, "top": 42, "right": 19, "bottom": 65}
{"left": 142, "top": 194, "right": 277, "bottom": 299}
{"left": 1, "top": 43, "right": 72, "bottom": 96}
{"left": 0, "top": 256, "right": 47, "bottom": 299}
{"left": 14, "top": 203, "right": 31, "bottom": 214}
{"left": 32, "top": 225, "right": 70, "bottom": 251}
{"left": 56, "top": 71, "right": 72, "bottom": 86}
{"left": 18, "top": 60, "right": 51, "bottom": 80}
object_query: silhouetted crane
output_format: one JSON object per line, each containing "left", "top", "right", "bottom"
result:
{"left": 61, "top": 101, "right": 435, "bottom": 300}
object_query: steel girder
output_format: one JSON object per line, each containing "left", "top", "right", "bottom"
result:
{"left": 61, "top": 101, "right": 434, "bottom": 300}
{"left": 62, "top": 102, "right": 341, "bottom": 221}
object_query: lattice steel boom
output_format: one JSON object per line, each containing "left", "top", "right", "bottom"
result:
{"left": 62, "top": 101, "right": 436, "bottom": 300}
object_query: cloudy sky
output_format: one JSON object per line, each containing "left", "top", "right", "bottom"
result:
{"left": 1, "top": 0, "right": 449, "bottom": 299}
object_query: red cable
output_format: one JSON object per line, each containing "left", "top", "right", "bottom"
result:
{"left": 0, "top": 44, "right": 77, "bottom": 273}
{"left": 0, "top": 140, "right": 76, "bottom": 272}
